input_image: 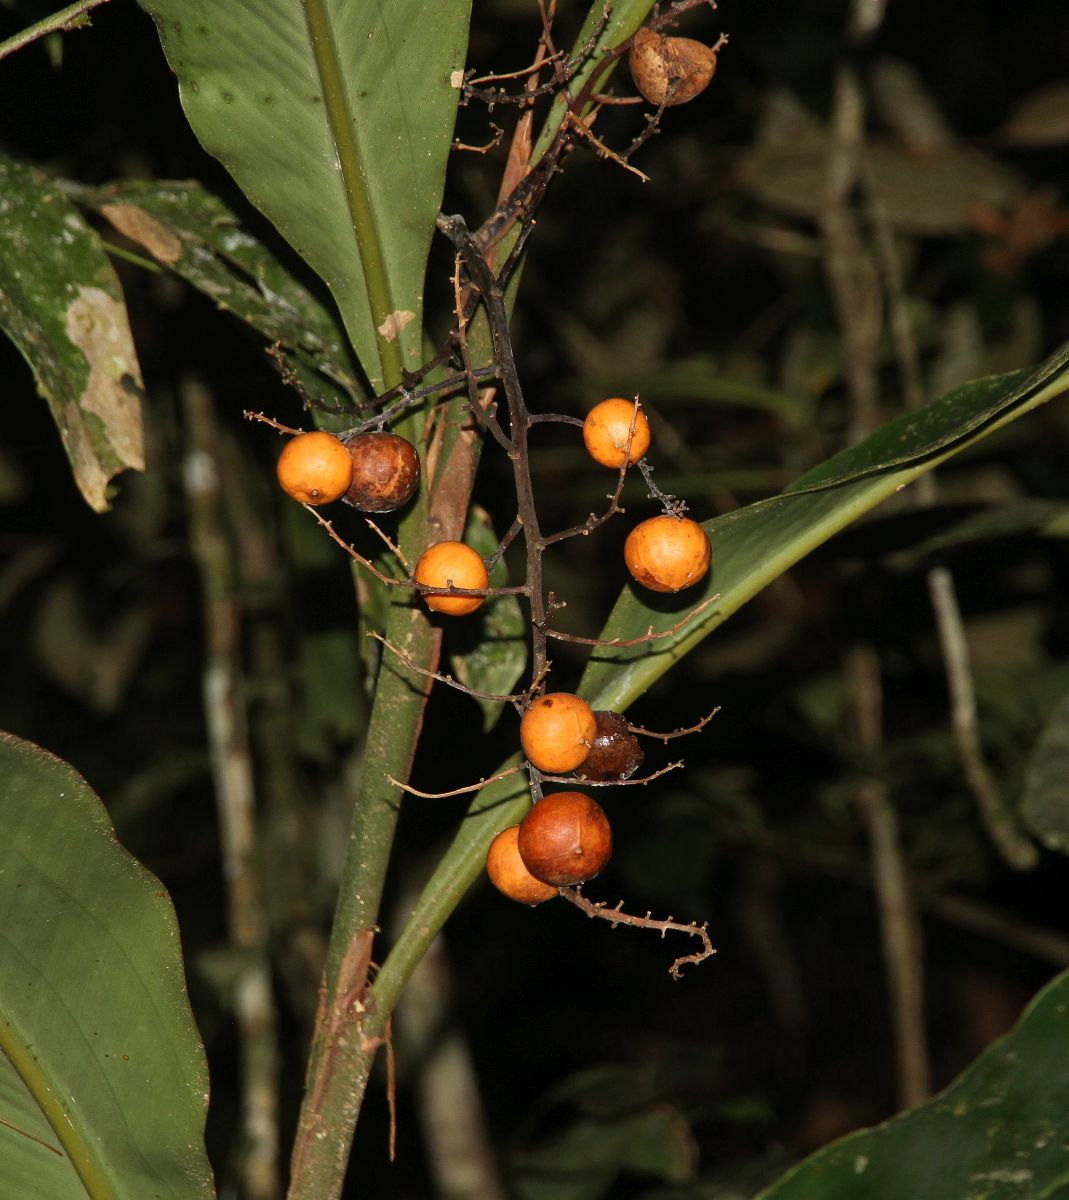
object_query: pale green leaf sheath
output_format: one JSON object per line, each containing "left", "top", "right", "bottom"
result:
{"left": 0, "top": 733, "right": 214, "bottom": 1200}
{"left": 138, "top": 0, "right": 472, "bottom": 390}
{"left": 0, "top": 152, "right": 143, "bottom": 512}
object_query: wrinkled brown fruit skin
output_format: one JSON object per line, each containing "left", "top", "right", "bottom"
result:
{"left": 575, "top": 711, "right": 644, "bottom": 782}
{"left": 341, "top": 431, "right": 420, "bottom": 513}
{"left": 517, "top": 791, "right": 612, "bottom": 887}
{"left": 629, "top": 26, "right": 718, "bottom": 107}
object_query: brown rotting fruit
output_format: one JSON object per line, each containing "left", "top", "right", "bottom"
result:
{"left": 575, "top": 711, "right": 644, "bottom": 782}
{"left": 341, "top": 430, "right": 420, "bottom": 513}
{"left": 520, "top": 693, "right": 598, "bottom": 774}
{"left": 629, "top": 26, "right": 719, "bottom": 107}
{"left": 517, "top": 791, "right": 612, "bottom": 887}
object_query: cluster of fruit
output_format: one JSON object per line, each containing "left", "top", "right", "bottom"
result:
{"left": 275, "top": 396, "right": 711, "bottom": 904}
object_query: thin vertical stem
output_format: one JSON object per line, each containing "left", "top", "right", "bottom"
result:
{"left": 848, "top": 645, "right": 932, "bottom": 1107}
{"left": 182, "top": 379, "right": 281, "bottom": 1200}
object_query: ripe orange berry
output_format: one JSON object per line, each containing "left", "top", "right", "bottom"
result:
{"left": 276, "top": 431, "right": 354, "bottom": 505}
{"left": 486, "top": 825, "right": 558, "bottom": 905}
{"left": 413, "top": 541, "right": 489, "bottom": 616}
{"left": 342, "top": 431, "right": 420, "bottom": 513}
{"left": 520, "top": 693, "right": 598, "bottom": 774}
{"left": 583, "top": 398, "right": 651, "bottom": 469}
{"left": 517, "top": 791, "right": 612, "bottom": 887}
{"left": 624, "top": 514, "right": 711, "bottom": 593}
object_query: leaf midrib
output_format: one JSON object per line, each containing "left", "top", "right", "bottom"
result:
{"left": 0, "top": 1013, "right": 114, "bottom": 1199}
{"left": 301, "top": 0, "right": 403, "bottom": 388}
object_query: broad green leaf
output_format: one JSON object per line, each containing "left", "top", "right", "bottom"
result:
{"left": 0, "top": 152, "right": 143, "bottom": 512}
{"left": 79, "top": 178, "right": 363, "bottom": 411}
{"left": 371, "top": 339, "right": 1069, "bottom": 1019}
{"left": 755, "top": 967, "right": 1069, "bottom": 1200}
{"left": 579, "top": 341, "right": 1069, "bottom": 710}
{"left": 0, "top": 731, "right": 213, "bottom": 1199}
{"left": 1022, "top": 692, "right": 1069, "bottom": 856}
{"left": 450, "top": 507, "right": 528, "bottom": 732}
{"left": 138, "top": 0, "right": 472, "bottom": 388}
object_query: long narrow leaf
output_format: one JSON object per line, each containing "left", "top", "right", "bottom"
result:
{"left": 579, "top": 341, "right": 1069, "bottom": 709}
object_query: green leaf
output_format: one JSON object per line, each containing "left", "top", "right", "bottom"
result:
{"left": 579, "top": 341, "right": 1069, "bottom": 711}
{"left": 138, "top": 0, "right": 472, "bottom": 388}
{"left": 0, "top": 151, "right": 143, "bottom": 512}
{"left": 1022, "top": 692, "right": 1069, "bottom": 856}
{"left": 80, "top": 178, "right": 363, "bottom": 411}
{"left": 450, "top": 507, "right": 528, "bottom": 731}
{"left": 755, "top": 967, "right": 1069, "bottom": 1200}
{"left": 788, "top": 345, "right": 1069, "bottom": 493}
{"left": 0, "top": 732, "right": 213, "bottom": 1199}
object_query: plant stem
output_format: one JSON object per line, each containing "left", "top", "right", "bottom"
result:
{"left": 182, "top": 379, "right": 281, "bottom": 1200}
{"left": 0, "top": 0, "right": 111, "bottom": 63}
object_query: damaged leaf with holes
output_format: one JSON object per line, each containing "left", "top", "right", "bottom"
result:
{"left": 0, "top": 150, "right": 144, "bottom": 511}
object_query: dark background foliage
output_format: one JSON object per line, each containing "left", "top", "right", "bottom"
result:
{"left": 2, "top": 0, "right": 1069, "bottom": 1195}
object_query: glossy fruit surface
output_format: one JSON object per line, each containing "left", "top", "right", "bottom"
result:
{"left": 517, "top": 791, "right": 612, "bottom": 887}
{"left": 276, "top": 431, "right": 353, "bottom": 505}
{"left": 629, "top": 26, "right": 718, "bottom": 106}
{"left": 413, "top": 541, "right": 489, "bottom": 616}
{"left": 624, "top": 514, "right": 711, "bottom": 593}
{"left": 342, "top": 431, "right": 420, "bottom": 512}
{"left": 575, "top": 711, "right": 644, "bottom": 781}
{"left": 583, "top": 398, "right": 651, "bottom": 468}
{"left": 486, "top": 825, "right": 557, "bottom": 905}
{"left": 520, "top": 694, "right": 598, "bottom": 774}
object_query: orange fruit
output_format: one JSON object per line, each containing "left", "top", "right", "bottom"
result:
{"left": 276, "top": 431, "right": 354, "bottom": 505}
{"left": 520, "top": 694, "right": 598, "bottom": 774}
{"left": 486, "top": 825, "right": 557, "bottom": 905}
{"left": 517, "top": 792, "right": 612, "bottom": 887}
{"left": 624, "top": 514, "right": 711, "bottom": 593}
{"left": 582, "top": 398, "right": 651, "bottom": 468}
{"left": 413, "top": 541, "right": 489, "bottom": 616}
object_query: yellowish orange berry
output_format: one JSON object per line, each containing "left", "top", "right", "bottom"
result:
{"left": 520, "top": 693, "right": 598, "bottom": 774}
{"left": 413, "top": 541, "right": 490, "bottom": 616}
{"left": 624, "top": 514, "right": 711, "bottom": 593}
{"left": 276, "top": 431, "right": 354, "bottom": 506}
{"left": 486, "top": 825, "right": 558, "bottom": 905}
{"left": 583, "top": 398, "right": 652, "bottom": 469}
